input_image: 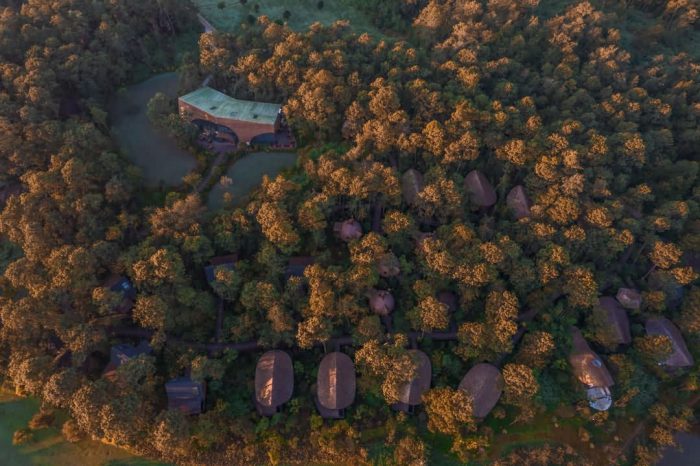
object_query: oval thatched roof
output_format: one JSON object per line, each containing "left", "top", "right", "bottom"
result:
{"left": 458, "top": 363, "right": 503, "bottom": 418}
{"left": 402, "top": 169, "right": 424, "bottom": 206}
{"left": 317, "top": 352, "right": 356, "bottom": 411}
{"left": 598, "top": 297, "right": 632, "bottom": 345}
{"left": 397, "top": 350, "right": 431, "bottom": 406}
{"left": 506, "top": 185, "right": 531, "bottom": 219}
{"left": 369, "top": 289, "right": 395, "bottom": 316}
{"left": 646, "top": 317, "right": 694, "bottom": 367}
{"left": 255, "top": 350, "right": 294, "bottom": 412}
{"left": 334, "top": 219, "right": 363, "bottom": 242}
{"left": 569, "top": 328, "right": 614, "bottom": 388}
{"left": 616, "top": 288, "right": 642, "bottom": 310}
{"left": 464, "top": 170, "right": 496, "bottom": 207}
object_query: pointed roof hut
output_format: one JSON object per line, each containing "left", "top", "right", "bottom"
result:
{"left": 316, "top": 352, "right": 356, "bottom": 419}
{"left": 401, "top": 169, "right": 424, "bottom": 206}
{"left": 255, "top": 350, "right": 294, "bottom": 416}
{"left": 394, "top": 350, "right": 431, "bottom": 412}
{"left": 645, "top": 317, "right": 694, "bottom": 368}
{"left": 506, "top": 185, "right": 531, "bottom": 219}
{"left": 569, "top": 328, "right": 614, "bottom": 411}
{"left": 369, "top": 289, "right": 395, "bottom": 316}
{"left": 458, "top": 363, "right": 503, "bottom": 418}
{"left": 204, "top": 254, "right": 238, "bottom": 284}
{"left": 165, "top": 377, "right": 206, "bottom": 415}
{"left": 377, "top": 252, "right": 401, "bottom": 278}
{"left": 616, "top": 288, "right": 642, "bottom": 310}
{"left": 333, "top": 219, "right": 363, "bottom": 242}
{"left": 598, "top": 297, "right": 632, "bottom": 345}
{"left": 464, "top": 170, "right": 496, "bottom": 207}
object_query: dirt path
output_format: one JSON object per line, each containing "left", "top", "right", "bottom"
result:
{"left": 197, "top": 13, "right": 217, "bottom": 33}
{"left": 194, "top": 150, "right": 228, "bottom": 194}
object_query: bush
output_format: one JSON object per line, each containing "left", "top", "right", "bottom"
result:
{"left": 247, "top": 14, "right": 256, "bottom": 24}
{"left": 317, "top": 1, "right": 324, "bottom": 9}
{"left": 28, "top": 408, "right": 55, "bottom": 430}
{"left": 283, "top": 10, "right": 291, "bottom": 20}
{"left": 62, "top": 419, "right": 84, "bottom": 443}
{"left": 12, "top": 428, "right": 32, "bottom": 445}
{"left": 217, "top": 1, "right": 226, "bottom": 9}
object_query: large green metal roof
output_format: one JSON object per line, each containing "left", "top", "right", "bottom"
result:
{"left": 179, "top": 87, "right": 281, "bottom": 125}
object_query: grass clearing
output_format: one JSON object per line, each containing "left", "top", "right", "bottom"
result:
{"left": 194, "top": 0, "right": 384, "bottom": 36}
{"left": 0, "top": 389, "right": 166, "bottom": 466}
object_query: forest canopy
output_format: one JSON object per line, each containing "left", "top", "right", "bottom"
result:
{"left": 0, "top": 0, "right": 699, "bottom": 464}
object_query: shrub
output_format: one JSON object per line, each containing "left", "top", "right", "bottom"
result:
{"left": 217, "top": 1, "right": 226, "bottom": 9}
{"left": 12, "top": 428, "right": 32, "bottom": 445}
{"left": 283, "top": 10, "right": 291, "bottom": 20}
{"left": 28, "top": 408, "right": 55, "bottom": 430}
{"left": 62, "top": 419, "right": 84, "bottom": 443}
{"left": 317, "top": 1, "right": 324, "bottom": 9}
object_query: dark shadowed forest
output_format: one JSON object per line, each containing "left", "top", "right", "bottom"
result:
{"left": 0, "top": 0, "right": 699, "bottom": 465}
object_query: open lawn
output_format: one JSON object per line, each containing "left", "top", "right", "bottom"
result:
{"left": 194, "top": 0, "right": 383, "bottom": 36}
{"left": 0, "top": 390, "right": 166, "bottom": 466}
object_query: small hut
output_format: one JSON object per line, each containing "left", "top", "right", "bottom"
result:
{"left": 506, "top": 185, "right": 531, "bottom": 219}
{"left": 394, "top": 350, "right": 432, "bottom": 413}
{"left": 103, "top": 341, "right": 152, "bottom": 379}
{"left": 284, "top": 256, "right": 315, "bottom": 280}
{"left": 377, "top": 252, "right": 401, "bottom": 278}
{"left": 569, "top": 328, "right": 614, "bottom": 411}
{"left": 103, "top": 275, "right": 137, "bottom": 313}
{"left": 316, "top": 352, "right": 356, "bottom": 419}
{"left": 437, "top": 291, "right": 458, "bottom": 314}
{"left": 598, "top": 297, "right": 632, "bottom": 345}
{"left": 165, "top": 377, "right": 206, "bottom": 415}
{"left": 645, "top": 317, "right": 694, "bottom": 368}
{"left": 204, "top": 254, "right": 238, "bottom": 285}
{"left": 255, "top": 350, "right": 294, "bottom": 416}
{"left": 401, "top": 169, "right": 424, "bottom": 206}
{"left": 369, "top": 290, "right": 395, "bottom": 316}
{"left": 334, "top": 219, "right": 363, "bottom": 242}
{"left": 616, "top": 288, "right": 642, "bottom": 310}
{"left": 464, "top": 170, "right": 496, "bottom": 208}
{"left": 458, "top": 363, "right": 503, "bottom": 418}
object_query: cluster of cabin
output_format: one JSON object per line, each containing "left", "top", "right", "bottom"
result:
{"left": 99, "top": 168, "right": 696, "bottom": 419}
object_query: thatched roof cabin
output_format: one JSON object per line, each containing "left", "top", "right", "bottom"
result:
{"left": 616, "top": 288, "right": 642, "bottom": 310}
{"left": 255, "top": 350, "right": 294, "bottom": 416}
{"left": 506, "top": 185, "right": 531, "bottom": 219}
{"left": 458, "top": 363, "right": 503, "bottom": 418}
{"left": 394, "top": 350, "right": 431, "bottom": 412}
{"left": 401, "top": 169, "right": 424, "bottom": 206}
{"left": 569, "top": 328, "right": 614, "bottom": 411}
{"left": 369, "top": 289, "right": 395, "bottom": 316}
{"left": 645, "top": 317, "right": 694, "bottom": 368}
{"left": 377, "top": 252, "right": 401, "bottom": 278}
{"left": 285, "top": 256, "right": 315, "bottom": 280}
{"left": 464, "top": 170, "right": 496, "bottom": 207}
{"left": 165, "top": 377, "right": 206, "bottom": 415}
{"left": 598, "top": 297, "right": 632, "bottom": 345}
{"left": 333, "top": 219, "right": 363, "bottom": 242}
{"left": 316, "top": 352, "right": 356, "bottom": 419}
{"left": 204, "top": 254, "right": 238, "bottom": 284}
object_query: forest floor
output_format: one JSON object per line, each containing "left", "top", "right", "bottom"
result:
{"left": 0, "top": 389, "right": 166, "bottom": 466}
{"left": 193, "top": 0, "right": 384, "bottom": 36}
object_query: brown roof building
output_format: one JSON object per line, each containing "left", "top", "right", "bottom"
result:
{"left": 255, "top": 350, "right": 294, "bottom": 416}
{"left": 506, "top": 185, "right": 531, "bottom": 219}
{"left": 284, "top": 256, "right": 315, "bottom": 280}
{"left": 394, "top": 350, "right": 431, "bottom": 412}
{"left": 458, "top": 363, "right": 503, "bottom": 418}
{"left": 316, "top": 352, "right": 356, "bottom": 419}
{"left": 464, "top": 170, "right": 496, "bottom": 207}
{"left": 103, "top": 341, "right": 152, "bottom": 380}
{"left": 569, "top": 327, "right": 614, "bottom": 411}
{"left": 204, "top": 254, "right": 238, "bottom": 285}
{"left": 616, "top": 288, "right": 642, "bottom": 310}
{"left": 401, "top": 169, "right": 424, "bottom": 206}
{"left": 645, "top": 317, "right": 694, "bottom": 368}
{"left": 165, "top": 377, "right": 206, "bottom": 415}
{"left": 598, "top": 297, "right": 632, "bottom": 345}
{"left": 333, "top": 219, "right": 363, "bottom": 242}
{"left": 179, "top": 87, "right": 281, "bottom": 144}
{"left": 369, "top": 289, "right": 395, "bottom": 316}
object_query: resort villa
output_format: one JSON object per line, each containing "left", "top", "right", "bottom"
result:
{"left": 178, "top": 87, "right": 295, "bottom": 150}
